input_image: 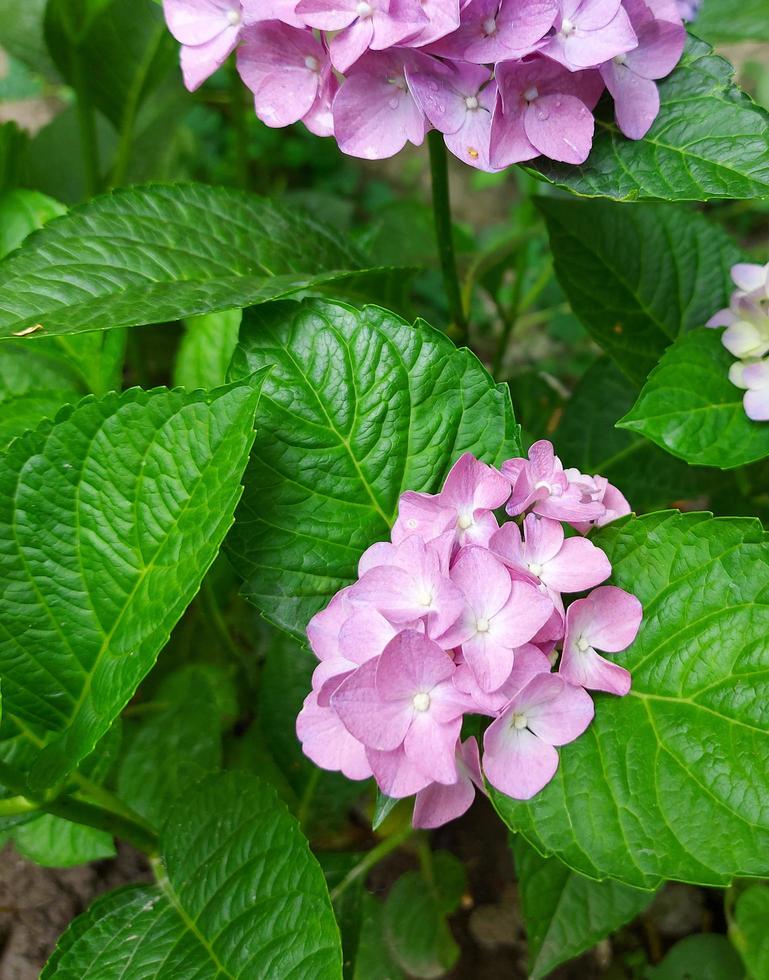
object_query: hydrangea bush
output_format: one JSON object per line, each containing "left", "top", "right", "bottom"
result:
{"left": 0, "top": 0, "right": 769, "bottom": 976}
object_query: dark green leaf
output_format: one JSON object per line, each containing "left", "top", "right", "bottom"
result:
{"left": 0, "top": 373, "right": 268, "bottom": 792}
{"left": 0, "top": 183, "right": 380, "bottom": 338}
{"left": 513, "top": 836, "right": 654, "bottom": 979}
{"left": 555, "top": 357, "right": 730, "bottom": 510}
{"left": 0, "top": 122, "right": 29, "bottom": 195}
{"left": 647, "top": 934, "right": 744, "bottom": 979}
{"left": 732, "top": 885, "right": 769, "bottom": 980}
{"left": 116, "top": 666, "right": 227, "bottom": 825}
{"left": 0, "top": 0, "right": 55, "bottom": 78}
{"left": 384, "top": 868, "right": 460, "bottom": 978}
{"left": 532, "top": 37, "right": 769, "bottom": 202}
{"left": 228, "top": 298, "right": 520, "bottom": 637}
{"left": 354, "top": 892, "right": 406, "bottom": 980}
{"left": 44, "top": 0, "right": 176, "bottom": 130}
{"left": 539, "top": 197, "right": 741, "bottom": 383}
{"left": 13, "top": 813, "right": 115, "bottom": 868}
{"left": 42, "top": 772, "right": 342, "bottom": 978}
{"left": 493, "top": 511, "right": 769, "bottom": 888}
{"left": 620, "top": 328, "right": 769, "bottom": 469}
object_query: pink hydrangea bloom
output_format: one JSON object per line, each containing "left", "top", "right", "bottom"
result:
{"left": 483, "top": 672, "right": 594, "bottom": 798}
{"left": 729, "top": 359, "right": 769, "bottom": 422}
{"left": 412, "top": 737, "right": 485, "bottom": 827}
{"left": 491, "top": 56, "right": 604, "bottom": 166}
{"left": 237, "top": 23, "right": 338, "bottom": 137}
{"left": 297, "top": 448, "right": 642, "bottom": 828}
{"left": 163, "top": 0, "right": 244, "bottom": 90}
{"left": 542, "top": 0, "right": 638, "bottom": 71}
{"left": 428, "top": 0, "right": 558, "bottom": 64}
{"left": 559, "top": 585, "right": 642, "bottom": 694}
{"left": 599, "top": 0, "right": 685, "bottom": 139}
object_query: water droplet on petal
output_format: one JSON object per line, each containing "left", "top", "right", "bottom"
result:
{"left": 388, "top": 96, "right": 400, "bottom": 110}
{"left": 537, "top": 106, "right": 550, "bottom": 121}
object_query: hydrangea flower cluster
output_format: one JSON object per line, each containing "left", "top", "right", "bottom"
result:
{"left": 708, "top": 261, "right": 769, "bottom": 422}
{"left": 296, "top": 444, "right": 642, "bottom": 829}
{"left": 162, "top": 0, "right": 686, "bottom": 170}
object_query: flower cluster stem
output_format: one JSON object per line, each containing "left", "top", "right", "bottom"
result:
{"left": 329, "top": 824, "right": 414, "bottom": 902}
{"left": 428, "top": 131, "right": 468, "bottom": 346}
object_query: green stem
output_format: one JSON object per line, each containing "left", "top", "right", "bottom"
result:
{"left": 110, "top": 23, "right": 167, "bottom": 188}
{"left": 428, "top": 131, "right": 467, "bottom": 345}
{"left": 68, "top": 44, "right": 101, "bottom": 196}
{"left": 492, "top": 241, "right": 530, "bottom": 377}
{"left": 229, "top": 57, "right": 249, "bottom": 189}
{"left": 330, "top": 825, "right": 414, "bottom": 902}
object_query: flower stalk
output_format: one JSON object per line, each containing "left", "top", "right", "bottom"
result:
{"left": 428, "top": 131, "right": 468, "bottom": 347}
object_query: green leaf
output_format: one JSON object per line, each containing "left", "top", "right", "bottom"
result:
{"left": 42, "top": 772, "right": 342, "bottom": 979}
{"left": 646, "top": 935, "right": 744, "bottom": 979}
{"left": 492, "top": 511, "right": 769, "bottom": 888}
{"left": 354, "top": 892, "right": 406, "bottom": 980}
{"left": 512, "top": 837, "right": 654, "bottom": 979}
{"left": 694, "top": 0, "right": 769, "bottom": 44}
{"left": 0, "top": 0, "right": 55, "bottom": 78}
{"left": 0, "top": 372, "right": 268, "bottom": 792}
{"left": 174, "top": 309, "right": 243, "bottom": 391}
{"left": 0, "top": 189, "right": 67, "bottom": 259}
{"left": 554, "top": 357, "right": 730, "bottom": 510}
{"left": 13, "top": 813, "right": 115, "bottom": 868}
{"left": 732, "top": 885, "right": 769, "bottom": 979}
{"left": 116, "top": 666, "right": 226, "bottom": 825}
{"left": 44, "top": 0, "right": 175, "bottom": 131}
{"left": 539, "top": 197, "right": 742, "bottom": 383}
{"left": 384, "top": 868, "right": 460, "bottom": 978}
{"left": 620, "top": 328, "right": 769, "bottom": 469}
{"left": 0, "top": 183, "right": 378, "bottom": 339}
{"left": 532, "top": 37, "right": 769, "bottom": 202}
{"left": 228, "top": 298, "right": 520, "bottom": 637}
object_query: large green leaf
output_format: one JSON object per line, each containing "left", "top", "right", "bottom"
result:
{"left": 227, "top": 298, "right": 520, "bottom": 637}
{"left": 732, "top": 885, "right": 769, "bottom": 980}
{"left": 174, "top": 309, "right": 242, "bottom": 391}
{"left": 648, "top": 935, "right": 744, "bottom": 979}
{"left": 44, "top": 0, "right": 176, "bottom": 131}
{"left": 493, "top": 511, "right": 769, "bottom": 889}
{"left": 694, "top": 0, "right": 769, "bottom": 44}
{"left": 539, "top": 197, "right": 741, "bottom": 383}
{"left": 532, "top": 37, "right": 769, "bottom": 202}
{"left": 554, "top": 358, "right": 730, "bottom": 511}
{"left": 620, "top": 328, "right": 769, "bottom": 469}
{"left": 0, "top": 183, "right": 378, "bottom": 339}
{"left": 512, "top": 837, "right": 654, "bottom": 979}
{"left": 0, "top": 0, "right": 55, "bottom": 78}
{"left": 42, "top": 772, "right": 342, "bottom": 979}
{"left": 0, "top": 189, "right": 67, "bottom": 259}
{"left": 0, "top": 372, "right": 268, "bottom": 792}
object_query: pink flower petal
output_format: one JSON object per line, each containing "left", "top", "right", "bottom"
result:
{"left": 566, "top": 586, "right": 642, "bottom": 653}
{"left": 559, "top": 641, "right": 631, "bottom": 695}
{"left": 404, "top": 712, "right": 462, "bottom": 783}
{"left": 296, "top": 692, "right": 373, "bottom": 779}
{"left": 367, "top": 745, "right": 433, "bottom": 797}
{"left": 523, "top": 93, "right": 595, "bottom": 164}
{"left": 541, "top": 535, "right": 612, "bottom": 592}
{"left": 376, "top": 630, "right": 456, "bottom": 701}
{"left": 331, "top": 658, "right": 413, "bottom": 750}
{"left": 483, "top": 719, "right": 559, "bottom": 799}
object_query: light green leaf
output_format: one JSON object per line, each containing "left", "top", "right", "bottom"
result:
{"left": 116, "top": 666, "right": 227, "bottom": 825}
{"left": 694, "top": 0, "right": 769, "bottom": 44}
{"left": 174, "top": 309, "right": 242, "bottom": 391}
{"left": 0, "top": 372, "right": 268, "bottom": 792}
{"left": 555, "top": 357, "right": 730, "bottom": 510}
{"left": 13, "top": 813, "right": 115, "bottom": 868}
{"left": 539, "top": 197, "right": 741, "bottom": 383}
{"left": 42, "top": 772, "right": 342, "bottom": 979}
{"left": 0, "top": 183, "right": 379, "bottom": 338}
{"left": 493, "top": 511, "right": 769, "bottom": 888}
{"left": 732, "top": 885, "right": 769, "bottom": 980}
{"left": 44, "top": 0, "right": 175, "bottom": 131}
{"left": 227, "top": 298, "right": 520, "bottom": 637}
{"left": 0, "top": 0, "right": 55, "bottom": 78}
{"left": 0, "top": 189, "right": 67, "bottom": 259}
{"left": 619, "top": 328, "right": 769, "bottom": 469}
{"left": 513, "top": 837, "right": 654, "bottom": 979}
{"left": 532, "top": 37, "right": 769, "bottom": 202}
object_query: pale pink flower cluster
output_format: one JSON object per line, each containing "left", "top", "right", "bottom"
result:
{"left": 707, "top": 261, "right": 769, "bottom": 422}
{"left": 297, "top": 444, "right": 641, "bottom": 829}
{"left": 162, "top": 0, "right": 686, "bottom": 171}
